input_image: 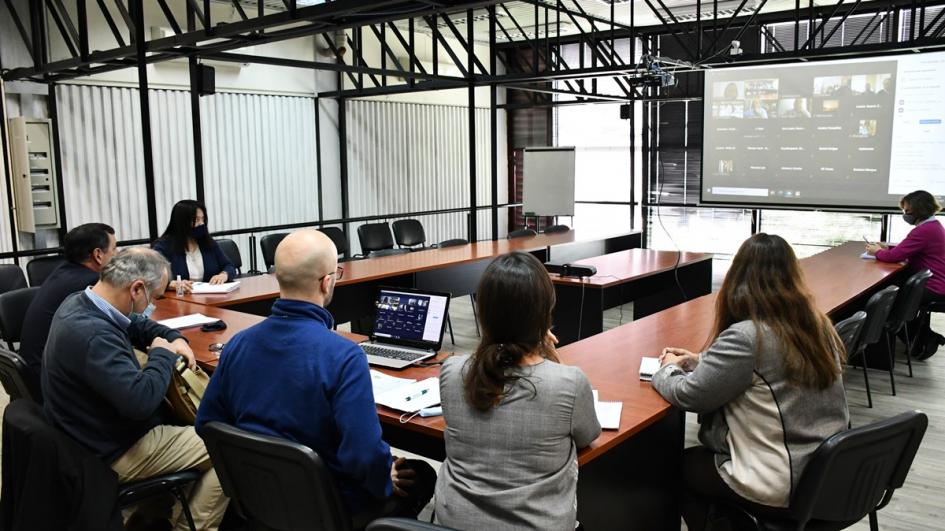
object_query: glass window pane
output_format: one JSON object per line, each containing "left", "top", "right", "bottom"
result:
{"left": 647, "top": 207, "right": 752, "bottom": 256}
{"left": 573, "top": 204, "right": 633, "bottom": 236}
{"left": 759, "top": 210, "right": 883, "bottom": 257}
{"left": 555, "top": 104, "right": 632, "bottom": 203}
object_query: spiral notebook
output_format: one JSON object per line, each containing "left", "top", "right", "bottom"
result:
{"left": 639, "top": 357, "right": 661, "bottom": 382}
{"left": 593, "top": 390, "right": 622, "bottom": 430}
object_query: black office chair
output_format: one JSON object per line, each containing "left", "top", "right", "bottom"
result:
{"left": 260, "top": 233, "right": 289, "bottom": 272}
{"left": 0, "top": 286, "right": 39, "bottom": 350}
{"left": 392, "top": 220, "right": 427, "bottom": 249}
{"left": 367, "top": 518, "right": 456, "bottom": 530}
{"left": 0, "top": 264, "right": 27, "bottom": 294}
{"left": 201, "top": 421, "right": 352, "bottom": 531}
{"left": 835, "top": 311, "right": 867, "bottom": 360}
{"left": 849, "top": 286, "right": 899, "bottom": 408}
{"left": 437, "top": 238, "right": 468, "bottom": 248}
{"left": 320, "top": 227, "right": 350, "bottom": 260}
{"left": 2, "top": 400, "right": 200, "bottom": 531}
{"left": 709, "top": 410, "right": 928, "bottom": 531}
{"left": 358, "top": 223, "right": 396, "bottom": 257}
{"left": 885, "top": 269, "right": 932, "bottom": 378}
{"left": 217, "top": 238, "right": 244, "bottom": 277}
{"left": 0, "top": 348, "right": 37, "bottom": 402}
{"left": 369, "top": 248, "right": 411, "bottom": 258}
{"left": 26, "top": 255, "right": 66, "bottom": 286}
{"left": 507, "top": 228, "right": 537, "bottom": 239}
{"left": 543, "top": 224, "right": 570, "bottom": 234}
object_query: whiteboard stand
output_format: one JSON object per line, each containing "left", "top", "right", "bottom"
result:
{"left": 523, "top": 147, "right": 576, "bottom": 221}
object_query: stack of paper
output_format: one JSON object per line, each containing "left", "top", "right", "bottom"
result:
{"left": 191, "top": 281, "right": 241, "bottom": 294}
{"left": 374, "top": 376, "right": 440, "bottom": 412}
{"left": 370, "top": 370, "right": 416, "bottom": 397}
{"left": 639, "top": 357, "right": 662, "bottom": 382}
{"left": 156, "top": 313, "right": 221, "bottom": 330}
{"left": 593, "top": 390, "right": 622, "bottom": 430}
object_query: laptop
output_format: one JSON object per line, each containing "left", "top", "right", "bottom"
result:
{"left": 360, "top": 286, "right": 452, "bottom": 369}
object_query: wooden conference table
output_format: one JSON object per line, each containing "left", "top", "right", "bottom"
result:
{"left": 164, "top": 231, "right": 641, "bottom": 330}
{"left": 157, "top": 242, "right": 905, "bottom": 530}
{"left": 550, "top": 249, "right": 714, "bottom": 345}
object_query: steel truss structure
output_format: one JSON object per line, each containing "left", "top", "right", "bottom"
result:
{"left": 1, "top": 0, "right": 945, "bottom": 259}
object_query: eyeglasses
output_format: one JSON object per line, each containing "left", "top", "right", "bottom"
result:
{"left": 321, "top": 266, "right": 344, "bottom": 281}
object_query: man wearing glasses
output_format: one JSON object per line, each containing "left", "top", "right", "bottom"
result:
{"left": 196, "top": 229, "right": 435, "bottom": 530}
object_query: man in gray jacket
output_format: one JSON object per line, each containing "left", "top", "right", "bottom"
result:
{"left": 43, "top": 247, "right": 227, "bottom": 531}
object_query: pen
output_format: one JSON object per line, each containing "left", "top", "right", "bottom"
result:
{"left": 405, "top": 389, "right": 429, "bottom": 402}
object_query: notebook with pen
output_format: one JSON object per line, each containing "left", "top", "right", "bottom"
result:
{"left": 373, "top": 376, "right": 441, "bottom": 413}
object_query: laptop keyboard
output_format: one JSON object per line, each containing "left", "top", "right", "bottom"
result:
{"left": 362, "top": 343, "right": 429, "bottom": 362}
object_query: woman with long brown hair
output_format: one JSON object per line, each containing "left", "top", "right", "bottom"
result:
{"left": 434, "top": 252, "right": 601, "bottom": 531}
{"left": 653, "top": 233, "right": 849, "bottom": 531}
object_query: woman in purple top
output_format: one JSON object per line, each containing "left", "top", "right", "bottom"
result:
{"left": 866, "top": 190, "right": 945, "bottom": 356}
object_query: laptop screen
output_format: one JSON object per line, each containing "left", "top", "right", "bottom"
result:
{"left": 373, "top": 288, "right": 449, "bottom": 345}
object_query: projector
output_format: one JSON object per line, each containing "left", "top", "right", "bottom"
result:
{"left": 544, "top": 262, "right": 598, "bottom": 278}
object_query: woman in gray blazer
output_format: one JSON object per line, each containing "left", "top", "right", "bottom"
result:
{"left": 435, "top": 252, "right": 601, "bottom": 531}
{"left": 653, "top": 234, "right": 850, "bottom": 531}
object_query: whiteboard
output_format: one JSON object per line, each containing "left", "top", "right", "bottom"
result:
{"left": 523, "top": 147, "right": 575, "bottom": 217}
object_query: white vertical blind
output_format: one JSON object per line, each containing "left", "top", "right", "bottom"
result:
{"left": 346, "top": 100, "right": 503, "bottom": 255}
{"left": 52, "top": 85, "right": 507, "bottom": 266}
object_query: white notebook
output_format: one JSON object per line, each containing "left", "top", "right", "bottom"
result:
{"left": 593, "top": 390, "right": 622, "bottom": 430}
{"left": 190, "top": 281, "right": 240, "bottom": 294}
{"left": 156, "top": 313, "right": 220, "bottom": 330}
{"left": 639, "top": 357, "right": 662, "bottom": 382}
{"left": 370, "top": 370, "right": 416, "bottom": 397}
{"left": 374, "top": 376, "right": 440, "bottom": 413}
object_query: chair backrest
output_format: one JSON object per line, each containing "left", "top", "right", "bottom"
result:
{"left": 438, "top": 238, "right": 469, "bottom": 248}
{"left": 0, "top": 287, "right": 40, "bottom": 346}
{"left": 217, "top": 238, "right": 242, "bottom": 272}
{"left": 367, "top": 518, "right": 456, "bottom": 530}
{"left": 834, "top": 311, "right": 867, "bottom": 359}
{"left": 201, "top": 422, "right": 351, "bottom": 531}
{"left": 357, "top": 223, "right": 395, "bottom": 254}
{"left": 26, "top": 255, "right": 66, "bottom": 286}
{"left": 368, "top": 248, "right": 411, "bottom": 258}
{"left": 392, "top": 219, "right": 426, "bottom": 248}
{"left": 319, "top": 227, "right": 349, "bottom": 257}
{"left": 0, "top": 348, "right": 36, "bottom": 402}
{"left": 789, "top": 410, "right": 928, "bottom": 526}
{"left": 0, "top": 265, "right": 27, "bottom": 295}
{"left": 543, "top": 224, "right": 570, "bottom": 234}
{"left": 259, "top": 233, "right": 289, "bottom": 271}
{"left": 507, "top": 228, "right": 537, "bottom": 239}
{"left": 858, "top": 286, "right": 900, "bottom": 349}
{"left": 888, "top": 269, "right": 933, "bottom": 328}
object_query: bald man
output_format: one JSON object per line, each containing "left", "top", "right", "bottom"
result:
{"left": 196, "top": 230, "right": 434, "bottom": 529}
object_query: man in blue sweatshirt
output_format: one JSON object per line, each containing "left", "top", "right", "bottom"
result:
{"left": 196, "top": 229, "right": 435, "bottom": 529}
{"left": 43, "top": 248, "right": 228, "bottom": 531}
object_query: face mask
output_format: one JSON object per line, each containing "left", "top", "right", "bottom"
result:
{"left": 903, "top": 213, "right": 917, "bottom": 225}
{"left": 191, "top": 224, "right": 209, "bottom": 239}
{"left": 129, "top": 289, "right": 155, "bottom": 323}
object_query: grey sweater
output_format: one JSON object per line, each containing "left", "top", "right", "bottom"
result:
{"left": 653, "top": 320, "right": 849, "bottom": 507}
{"left": 435, "top": 355, "right": 601, "bottom": 531}
{"left": 42, "top": 292, "right": 183, "bottom": 463}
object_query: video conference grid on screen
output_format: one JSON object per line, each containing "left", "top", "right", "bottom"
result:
{"left": 374, "top": 290, "right": 447, "bottom": 343}
{"left": 702, "top": 51, "right": 945, "bottom": 208}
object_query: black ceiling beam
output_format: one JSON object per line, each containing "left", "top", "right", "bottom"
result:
{"left": 202, "top": 51, "right": 463, "bottom": 81}
{"left": 2, "top": 0, "right": 36, "bottom": 62}
{"left": 46, "top": 0, "right": 79, "bottom": 59}
{"left": 156, "top": 0, "right": 184, "bottom": 35}
{"left": 95, "top": 0, "right": 127, "bottom": 47}
{"left": 439, "top": 12, "right": 489, "bottom": 74}
{"left": 386, "top": 20, "right": 430, "bottom": 76}
{"left": 505, "top": 83, "right": 628, "bottom": 102}
{"left": 423, "top": 15, "right": 470, "bottom": 77}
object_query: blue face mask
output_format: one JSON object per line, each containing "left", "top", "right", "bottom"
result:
{"left": 129, "top": 289, "right": 155, "bottom": 323}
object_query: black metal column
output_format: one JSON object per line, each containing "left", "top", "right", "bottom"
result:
{"left": 131, "top": 0, "right": 159, "bottom": 240}
{"left": 339, "top": 72, "right": 350, "bottom": 240}
{"left": 187, "top": 6, "right": 206, "bottom": 204}
{"left": 489, "top": 6, "right": 499, "bottom": 241}
{"left": 468, "top": 10, "right": 478, "bottom": 242}
{"left": 47, "top": 83, "right": 68, "bottom": 240}
{"left": 315, "top": 96, "right": 325, "bottom": 223}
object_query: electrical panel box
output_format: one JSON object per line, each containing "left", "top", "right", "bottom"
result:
{"left": 7, "top": 118, "right": 60, "bottom": 233}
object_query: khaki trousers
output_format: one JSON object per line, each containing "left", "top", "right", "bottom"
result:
{"left": 111, "top": 425, "right": 227, "bottom": 531}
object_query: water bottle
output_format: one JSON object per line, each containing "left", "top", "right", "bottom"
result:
{"left": 176, "top": 275, "right": 184, "bottom": 297}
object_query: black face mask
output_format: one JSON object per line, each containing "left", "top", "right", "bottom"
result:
{"left": 902, "top": 213, "right": 918, "bottom": 226}
{"left": 191, "top": 224, "right": 209, "bottom": 239}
